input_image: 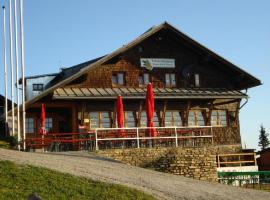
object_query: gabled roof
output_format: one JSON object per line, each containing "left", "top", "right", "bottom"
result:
{"left": 23, "top": 21, "right": 261, "bottom": 108}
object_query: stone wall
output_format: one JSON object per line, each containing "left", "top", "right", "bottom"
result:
{"left": 98, "top": 145, "right": 241, "bottom": 182}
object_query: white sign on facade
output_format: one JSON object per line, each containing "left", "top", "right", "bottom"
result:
{"left": 140, "top": 58, "right": 175, "bottom": 70}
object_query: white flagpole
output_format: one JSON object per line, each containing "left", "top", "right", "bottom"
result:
{"left": 2, "top": 6, "right": 8, "bottom": 136}
{"left": 14, "top": 0, "right": 20, "bottom": 150}
{"left": 19, "top": 0, "right": 26, "bottom": 150}
{"left": 9, "top": 0, "right": 15, "bottom": 136}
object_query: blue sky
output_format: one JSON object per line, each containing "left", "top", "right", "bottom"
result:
{"left": 0, "top": 0, "right": 269, "bottom": 149}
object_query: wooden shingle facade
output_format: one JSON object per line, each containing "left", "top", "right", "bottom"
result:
{"left": 19, "top": 22, "right": 261, "bottom": 147}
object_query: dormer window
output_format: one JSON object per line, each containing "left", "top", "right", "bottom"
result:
{"left": 112, "top": 72, "right": 125, "bottom": 86}
{"left": 33, "top": 84, "right": 44, "bottom": 91}
{"left": 139, "top": 73, "right": 149, "bottom": 86}
{"left": 165, "top": 73, "right": 176, "bottom": 87}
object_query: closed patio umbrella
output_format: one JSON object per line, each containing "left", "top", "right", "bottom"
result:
{"left": 116, "top": 95, "right": 125, "bottom": 137}
{"left": 146, "top": 83, "right": 157, "bottom": 137}
{"left": 39, "top": 103, "right": 46, "bottom": 135}
{"left": 39, "top": 103, "right": 46, "bottom": 152}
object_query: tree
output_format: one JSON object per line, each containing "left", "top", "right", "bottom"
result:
{"left": 258, "top": 125, "right": 270, "bottom": 150}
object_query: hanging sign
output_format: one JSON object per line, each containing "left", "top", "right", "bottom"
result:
{"left": 140, "top": 58, "right": 175, "bottom": 70}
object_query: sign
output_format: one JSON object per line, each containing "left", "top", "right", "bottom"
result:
{"left": 140, "top": 58, "right": 175, "bottom": 70}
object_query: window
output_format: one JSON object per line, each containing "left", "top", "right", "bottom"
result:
{"left": 140, "top": 111, "right": 159, "bottom": 127}
{"left": 165, "top": 73, "right": 176, "bottom": 87}
{"left": 26, "top": 118, "right": 34, "bottom": 134}
{"left": 33, "top": 84, "right": 44, "bottom": 91}
{"left": 112, "top": 72, "right": 125, "bottom": 86}
{"left": 211, "top": 110, "right": 227, "bottom": 126}
{"left": 45, "top": 117, "right": 53, "bottom": 133}
{"left": 124, "top": 111, "right": 136, "bottom": 127}
{"left": 195, "top": 74, "right": 200, "bottom": 87}
{"left": 188, "top": 110, "right": 205, "bottom": 126}
{"left": 89, "top": 112, "right": 111, "bottom": 129}
{"left": 89, "top": 112, "right": 99, "bottom": 129}
{"left": 165, "top": 111, "right": 182, "bottom": 127}
{"left": 138, "top": 73, "right": 149, "bottom": 86}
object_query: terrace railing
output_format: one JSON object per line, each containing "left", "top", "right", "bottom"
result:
{"left": 24, "top": 126, "right": 216, "bottom": 151}
{"left": 94, "top": 126, "right": 214, "bottom": 150}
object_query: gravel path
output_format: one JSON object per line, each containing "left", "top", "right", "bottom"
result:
{"left": 0, "top": 148, "right": 269, "bottom": 200}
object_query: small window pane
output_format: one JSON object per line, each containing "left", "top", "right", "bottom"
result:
{"left": 125, "top": 111, "right": 136, "bottom": 127}
{"left": 219, "top": 111, "right": 227, "bottom": 126}
{"left": 138, "top": 75, "right": 144, "bottom": 85}
{"left": 188, "top": 111, "right": 196, "bottom": 126}
{"left": 140, "top": 111, "right": 147, "bottom": 127}
{"left": 165, "top": 74, "right": 170, "bottom": 86}
{"left": 118, "top": 73, "right": 124, "bottom": 85}
{"left": 173, "top": 112, "right": 182, "bottom": 126}
{"left": 195, "top": 74, "right": 200, "bottom": 87}
{"left": 112, "top": 75, "right": 117, "bottom": 84}
{"left": 171, "top": 74, "right": 176, "bottom": 86}
{"left": 165, "top": 111, "right": 173, "bottom": 127}
{"left": 197, "top": 112, "right": 204, "bottom": 126}
{"left": 153, "top": 112, "right": 159, "bottom": 127}
{"left": 143, "top": 73, "right": 149, "bottom": 84}
{"left": 90, "top": 112, "right": 99, "bottom": 129}
{"left": 45, "top": 117, "right": 53, "bottom": 133}
{"left": 26, "top": 118, "right": 34, "bottom": 134}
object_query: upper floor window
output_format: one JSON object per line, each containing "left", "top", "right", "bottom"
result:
{"left": 194, "top": 74, "right": 200, "bottom": 87}
{"left": 26, "top": 117, "right": 34, "bottom": 134}
{"left": 112, "top": 72, "right": 125, "bottom": 86}
{"left": 165, "top": 73, "right": 176, "bottom": 87}
{"left": 188, "top": 110, "right": 205, "bottom": 126}
{"left": 33, "top": 84, "right": 44, "bottom": 91}
{"left": 138, "top": 73, "right": 149, "bottom": 86}
{"left": 211, "top": 110, "right": 227, "bottom": 126}
{"left": 165, "top": 111, "right": 182, "bottom": 127}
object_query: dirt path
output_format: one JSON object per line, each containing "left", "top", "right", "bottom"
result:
{"left": 0, "top": 148, "right": 269, "bottom": 200}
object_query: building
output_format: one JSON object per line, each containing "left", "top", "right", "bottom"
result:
{"left": 17, "top": 22, "right": 261, "bottom": 149}
{"left": 0, "top": 95, "right": 14, "bottom": 136}
{"left": 257, "top": 148, "right": 270, "bottom": 171}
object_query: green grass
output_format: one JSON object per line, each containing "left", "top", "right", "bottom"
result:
{"left": 0, "top": 160, "right": 155, "bottom": 200}
{"left": 0, "top": 140, "right": 10, "bottom": 149}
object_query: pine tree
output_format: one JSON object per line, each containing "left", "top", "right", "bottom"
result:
{"left": 258, "top": 125, "right": 270, "bottom": 150}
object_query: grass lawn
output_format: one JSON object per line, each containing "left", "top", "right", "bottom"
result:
{"left": 0, "top": 160, "right": 156, "bottom": 200}
{"left": 0, "top": 140, "right": 9, "bottom": 149}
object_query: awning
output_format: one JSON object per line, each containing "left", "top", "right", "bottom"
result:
{"left": 53, "top": 87, "right": 247, "bottom": 100}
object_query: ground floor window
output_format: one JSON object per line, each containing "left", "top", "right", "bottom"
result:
{"left": 140, "top": 111, "right": 159, "bottom": 127}
{"left": 89, "top": 112, "right": 111, "bottom": 129}
{"left": 165, "top": 111, "right": 182, "bottom": 127}
{"left": 45, "top": 117, "right": 53, "bottom": 133}
{"left": 188, "top": 110, "right": 205, "bottom": 126}
{"left": 26, "top": 117, "right": 34, "bottom": 134}
{"left": 124, "top": 111, "right": 136, "bottom": 127}
{"left": 211, "top": 110, "right": 227, "bottom": 126}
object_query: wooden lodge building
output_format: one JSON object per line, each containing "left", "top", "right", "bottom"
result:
{"left": 17, "top": 22, "right": 261, "bottom": 149}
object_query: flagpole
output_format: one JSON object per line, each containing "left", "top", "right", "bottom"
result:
{"left": 14, "top": 0, "right": 20, "bottom": 150}
{"left": 19, "top": 0, "right": 25, "bottom": 150}
{"left": 2, "top": 6, "right": 8, "bottom": 136}
{"left": 8, "top": 0, "right": 15, "bottom": 136}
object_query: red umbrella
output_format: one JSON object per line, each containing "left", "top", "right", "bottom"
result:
{"left": 116, "top": 95, "right": 125, "bottom": 137}
{"left": 39, "top": 103, "right": 46, "bottom": 135}
{"left": 146, "top": 83, "right": 157, "bottom": 137}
